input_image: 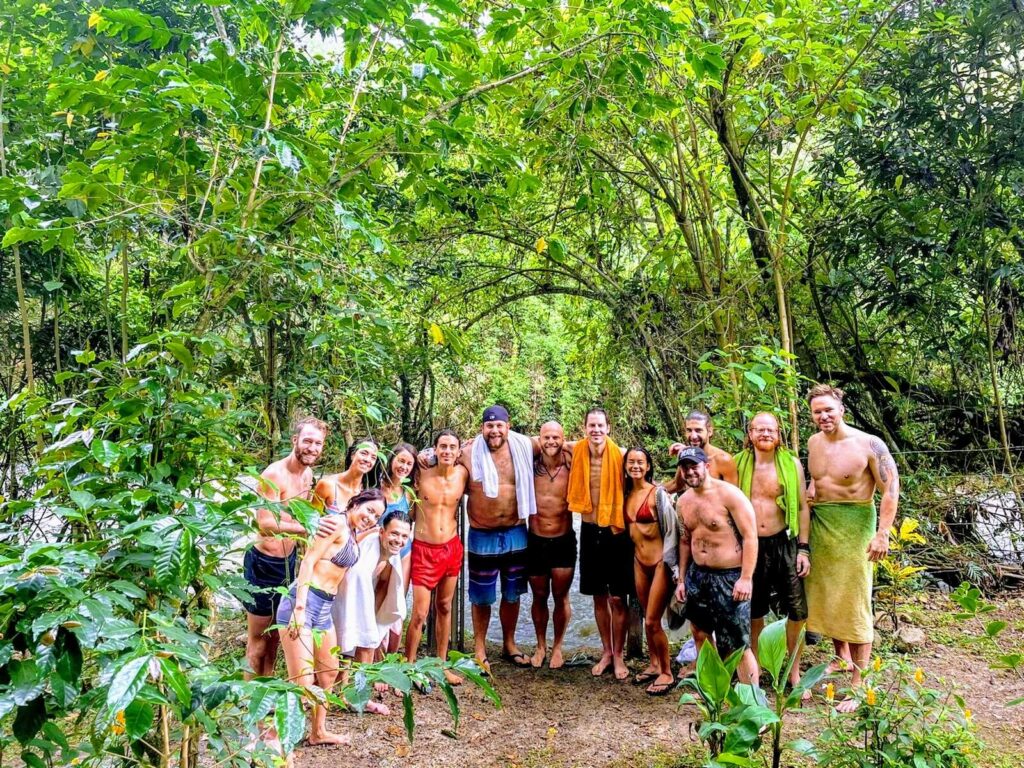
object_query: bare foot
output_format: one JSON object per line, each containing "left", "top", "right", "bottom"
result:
{"left": 613, "top": 656, "right": 629, "bottom": 681}
{"left": 444, "top": 669, "right": 463, "bottom": 686}
{"left": 592, "top": 653, "right": 613, "bottom": 677}
{"left": 646, "top": 673, "right": 675, "bottom": 696}
{"left": 308, "top": 731, "right": 351, "bottom": 746}
{"left": 365, "top": 700, "right": 390, "bottom": 716}
{"left": 373, "top": 682, "right": 389, "bottom": 694}
{"left": 530, "top": 646, "right": 546, "bottom": 668}
{"left": 826, "top": 658, "right": 850, "bottom": 675}
{"left": 835, "top": 696, "right": 858, "bottom": 714}
{"left": 549, "top": 647, "right": 565, "bottom": 670}
{"left": 676, "top": 663, "right": 695, "bottom": 681}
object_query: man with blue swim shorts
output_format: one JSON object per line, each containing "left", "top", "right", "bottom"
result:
{"left": 465, "top": 405, "right": 538, "bottom": 671}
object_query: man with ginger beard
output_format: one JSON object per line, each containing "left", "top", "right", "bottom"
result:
{"left": 734, "top": 412, "right": 811, "bottom": 695}
{"left": 526, "top": 421, "right": 575, "bottom": 669}
{"left": 243, "top": 416, "right": 327, "bottom": 678}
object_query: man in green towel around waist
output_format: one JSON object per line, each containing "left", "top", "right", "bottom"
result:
{"left": 736, "top": 412, "right": 811, "bottom": 696}
{"left": 805, "top": 384, "right": 900, "bottom": 713}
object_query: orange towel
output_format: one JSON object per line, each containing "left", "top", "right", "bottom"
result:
{"left": 567, "top": 437, "right": 624, "bottom": 531}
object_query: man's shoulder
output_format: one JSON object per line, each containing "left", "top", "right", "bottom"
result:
{"left": 708, "top": 444, "right": 733, "bottom": 460}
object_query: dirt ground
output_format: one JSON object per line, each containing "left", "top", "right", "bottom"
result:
{"left": 285, "top": 592, "right": 1024, "bottom": 768}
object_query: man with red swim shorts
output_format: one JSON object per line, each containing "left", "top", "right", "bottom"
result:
{"left": 405, "top": 429, "right": 469, "bottom": 685}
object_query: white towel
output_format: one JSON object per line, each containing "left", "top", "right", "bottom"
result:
{"left": 332, "top": 533, "right": 406, "bottom": 655}
{"left": 470, "top": 430, "right": 536, "bottom": 520}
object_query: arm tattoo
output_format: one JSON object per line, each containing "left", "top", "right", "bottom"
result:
{"left": 869, "top": 437, "right": 900, "bottom": 497}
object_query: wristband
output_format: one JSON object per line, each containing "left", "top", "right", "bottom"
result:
{"left": 797, "top": 543, "right": 810, "bottom": 554}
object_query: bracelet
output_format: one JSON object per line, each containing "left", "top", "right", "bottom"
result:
{"left": 797, "top": 543, "right": 810, "bottom": 554}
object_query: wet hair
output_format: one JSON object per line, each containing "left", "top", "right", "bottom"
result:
{"left": 383, "top": 442, "right": 418, "bottom": 490}
{"left": 434, "top": 428, "right": 460, "bottom": 447}
{"left": 380, "top": 508, "right": 412, "bottom": 529}
{"left": 623, "top": 446, "right": 655, "bottom": 491}
{"left": 685, "top": 410, "right": 712, "bottom": 428}
{"left": 584, "top": 407, "right": 609, "bottom": 425}
{"left": 292, "top": 416, "right": 328, "bottom": 437}
{"left": 345, "top": 487, "right": 385, "bottom": 514}
{"left": 806, "top": 383, "right": 845, "bottom": 405}
{"left": 344, "top": 437, "right": 381, "bottom": 489}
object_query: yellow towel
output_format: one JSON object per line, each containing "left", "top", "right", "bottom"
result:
{"left": 567, "top": 437, "right": 624, "bottom": 531}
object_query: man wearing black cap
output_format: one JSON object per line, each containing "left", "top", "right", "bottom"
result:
{"left": 465, "top": 405, "right": 538, "bottom": 670}
{"left": 673, "top": 447, "right": 760, "bottom": 684}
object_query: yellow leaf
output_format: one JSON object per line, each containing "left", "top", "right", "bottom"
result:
{"left": 747, "top": 49, "right": 765, "bottom": 71}
{"left": 80, "top": 37, "right": 95, "bottom": 57}
{"left": 535, "top": 236, "right": 547, "bottom": 254}
{"left": 94, "top": 69, "right": 108, "bottom": 82}
{"left": 0, "top": 62, "right": 11, "bottom": 75}
{"left": 899, "top": 518, "right": 920, "bottom": 538}
{"left": 428, "top": 323, "right": 445, "bottom": 345}
{"left": 88, "top": 11, "right": 102, "bottom": 28}
{"left": 66, "top": 111, "right": 74, "bottom": 127}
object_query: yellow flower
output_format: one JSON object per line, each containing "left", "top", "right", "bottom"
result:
{"left": 865, "top": 686, "right": 877, "bottom": 706}
{"left": 110, "top": 709, "right": 126, "bottom": 735}
{"left": 914, "top": 667, "right": 924, "bottom": 684}
{"left": 872, "top": 656, "right": 882, "bottom": 672}
{"left": 535, "top": 236, "right": 548, "bottom": 254}
{"left": 963, "top": 708, "right": 972, "bottom": 723}
{"left": 825, "top": 682, "right": 835, "bottom": 702}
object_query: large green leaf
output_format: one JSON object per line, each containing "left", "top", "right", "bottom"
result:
{"left": 9, "top": 659, "right": 45, "bottom": 705}
{"left": 105, "top": 655, "right": 151, "bottom": 721}
{"left": 695, "top": 641, "right": 732, "bottom": 705}
{"left": 275, "top": 691, "right": 305, "bottom": 754}
{"left": 755, "top": 617, "right": 789, "bottom": 683}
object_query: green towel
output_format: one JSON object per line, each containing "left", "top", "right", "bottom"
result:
{"left": 805, "top": 500, "right": 876, "bottom": 644}
{"left": 735, "top": 446, "right": 801, "bottom": 539}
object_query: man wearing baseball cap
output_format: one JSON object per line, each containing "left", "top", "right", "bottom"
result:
{"left": 673, "top": 446, "right": 760, "bottom": 684}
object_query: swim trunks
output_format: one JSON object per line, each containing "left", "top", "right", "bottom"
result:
{"left": 275, "top": 585, "right": 335, "bottom": 631}
{"left": 751, "top": 529, "right": 808, "bottom": 621}
{"left": 467, "top": 524, "right": 528, "bottom": 605}
{"left": 578, "top": 522, "right": 634, "bottom": 598}
{"left": 242, "top": 547, "right": 297, "bottom": 617}
{"left": 683, "top": 563, "right": 751, "bottom": 659}
{"left": 526, "top": 529, "right": 577, "bottom": 577}
{"left": 410, "top": 535, "right": 464, "bottom": 590}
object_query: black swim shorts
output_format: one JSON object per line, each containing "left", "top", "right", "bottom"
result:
{"left": 683, "top": 563, "right": 751, "bottom": 659}
{"left": 526, "top": 529, "right": 578, "bottom": 577}
{"left": 579, "top": 522, "right": 634, "bottom": 598}
{"left": 751, "top": 530, "right": 808, "bottom": 622}
{"left": 242, "top": 547, "right": 297, "bottom": 617}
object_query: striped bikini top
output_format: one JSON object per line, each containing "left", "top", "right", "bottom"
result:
{"left": 325, "top": 510, "right": 360, "bottom": 569}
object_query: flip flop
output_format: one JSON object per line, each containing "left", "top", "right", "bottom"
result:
{"left": 633, "top": 671, "right": 659, "bottom": 686}
{"left": 500, "top": 651, "right": 532, "bottom": 668}
{"left": 563, "top": 653, "right": 594, "bottom": 668}
{"left": 646, "top": 680, "right": 675, "bottom": 696}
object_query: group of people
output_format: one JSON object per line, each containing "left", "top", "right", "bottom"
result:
{"left": 241, "top": 383, "right": 900, "bottom": 746}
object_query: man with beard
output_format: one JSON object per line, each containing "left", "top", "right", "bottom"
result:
{"left": 465, "top": 405, "right": 537, "bottom": 670}
{"left": 674, "top": 447, "right": 759, "bottom": 684}
{"left": 527, "top": 421, "right": 574, "bottom": 669}
{"left": 243, "top": 416, "right": 327, "bottom": 678}
{"left": 735, "top": 412, "right": 811, "bottom": 695}
{"left": 804, "top": 384, "right": 899, "bottom": 712}
{"left": 405, "top": 429, "right": 469, "bottom": 685}
{"left": 666, "top": 410, "right": 739, "bottom": 489}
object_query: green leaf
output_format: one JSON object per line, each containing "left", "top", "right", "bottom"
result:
{"left": 159, "top": 657, "right": 191, "bottom": 711}
{"left": 154, "top": 520, "right": 186, "bottom": 585}
{"left": 165, "top": 342, "right": 194, "bottom": 372}
{"left": 105, "top": 655, "right": 151, "bottom": 720}
{"left": 10, "top": 660, "right": 45, "bottom": 705}
{"left": 695, "top": 641, "right": 732, "bottom": 704}
{"left": 123, "top": 699, "right": 155, "bottom": 740}
{"left": 13, "top": 697, "right": 46, "bottom": 744}
{"left": 90, "top": 439, "right": 121, "bottom": 467}
{"left": 69, "top": 490, "right": 96, "bottom": 511}
{"left": 743, "top": 370, "right": 767, "bottom": 391}
{"left": 439, "top": 681, "right": 459, "bottom": 734}
{"left": 402, "top": 692, "right": 415, "bottom": 742}
{"left": 41, "top": 721, "right": 69, "bottom": 750}
{"left": 755, "top": 617, "right": 788, "bottom": 683}
{"left": 984, "top": 620, "right": 1007, "bottom": 637}
{"left": 55, "top": 631, "right": 83, "bottom": 683}
{"left": 275, "top": 691, "right": 305, "bottom": 753}
{"left": 21, "top": 751, "right": 46, "bottom": 768}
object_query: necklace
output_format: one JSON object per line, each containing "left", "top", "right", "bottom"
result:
{"left": 538, "top": 462, "right": 564, "bottom": 482}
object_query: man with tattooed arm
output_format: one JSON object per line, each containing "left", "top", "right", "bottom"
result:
{"left": 804, "top": 384, "right": 900, "bottom": 713}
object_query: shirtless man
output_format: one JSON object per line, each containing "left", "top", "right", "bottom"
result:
{"left": 527, "top": 421, "right": 574, "bottom": 669}
{"left": 667, "top": 410, "right": 739, "bottom": 489}
{"left": 804, "top": 384, "right": 899, "bottom": 712}
{"left": 736, "top": 413, "right": 811, "bottom": 693}
{"left": 405, "top": 429, "right": 469, "bottom": 686}
{"left": 674, "top": 447, "right": 759, "bottom": 684}
{"left": 243, "top": 416, "right": 326, "bottom": 678}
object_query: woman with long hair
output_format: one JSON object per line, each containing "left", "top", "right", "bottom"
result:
{"left": 314, "top": 437, "right": 380, "bottom": 512}
{"left": 276, "top": 488, "right": 385, "bottom": 745}
{"left": 378, "top": 442, "right": 418, "bottom": 653}
{"left": 623, "top": 446, "right": 677, "bottom": 696}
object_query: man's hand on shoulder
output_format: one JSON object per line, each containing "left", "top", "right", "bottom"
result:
{"left": 417, "top": 448, "right": 438, "bottom": 470}
{"left": 668, "top": 442, "right": 684, "bottom": 457}
{"left": 317, "top": 514, "right": 342, "bottom": 539}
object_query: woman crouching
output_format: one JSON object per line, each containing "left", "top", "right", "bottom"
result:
{"left": 276, "top": 488, "right": 385, "bottom": 745}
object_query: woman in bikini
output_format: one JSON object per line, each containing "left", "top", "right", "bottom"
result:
{"left": 623, "top": 447, "right": 677, "bottom": 696}
{"left": 276, "top": 488, "right": 386, "bottom": 746}
{"left": 379, "top": 443, "right": 418, "bottom": 653}
{"left": 314, "top": 437, "right": 380, "bottom": 512}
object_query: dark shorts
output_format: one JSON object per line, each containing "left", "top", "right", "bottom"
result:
{"left": 526, "top": 529, "right": 578, "bottom": 577}
{"left": 751, "top": 530, "right": 808, "bottom": 621}
{"left": 242, "top": 547, "right": 297, "bottom": 617}
{"left": 467, "top": 525, "right": 528, "bottom": 606}
{"left": 684, "top": 564, "right": 751, "bottom": 659}
{"left": 275, "top": 585, "right": 335, "bottom": 631}
{"left": 579, "top": 522, "right": 634, "bottom": 598}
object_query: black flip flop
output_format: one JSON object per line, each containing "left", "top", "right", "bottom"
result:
{"left": 633, "top": 671, "right": 658, "bottom": 686}
{"left": 500, "top": 651, "right": 532, "bottom": 668}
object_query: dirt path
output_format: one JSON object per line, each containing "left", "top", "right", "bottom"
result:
{"left": 289, "top": 594, "right": 1023, "bottom": 768}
